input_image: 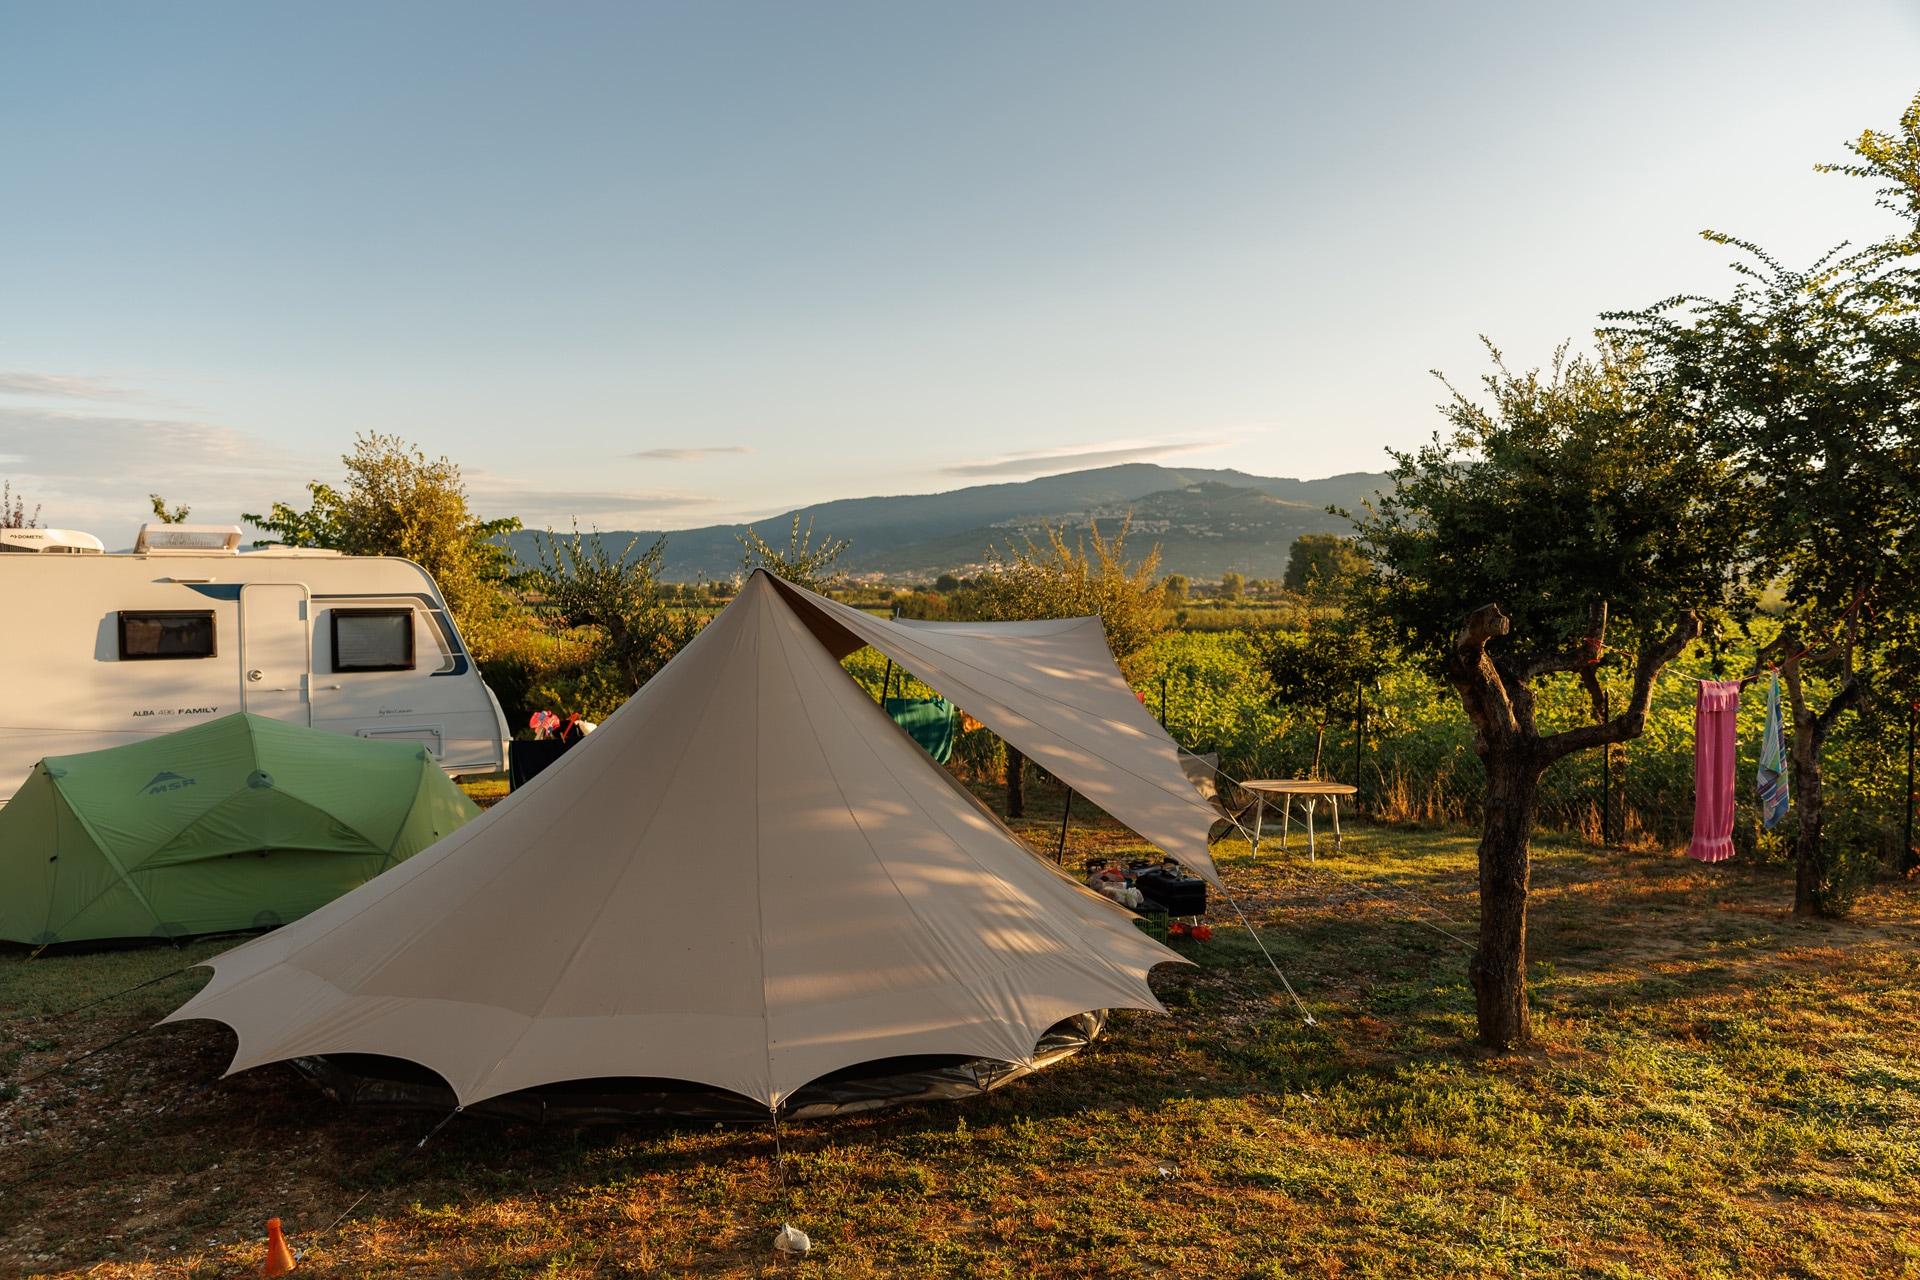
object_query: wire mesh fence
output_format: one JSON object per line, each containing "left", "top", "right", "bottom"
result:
{"left": 1134, "top": 634, "right": 1919, "bottom": 868}
{"left": 846, "top": 630, "right": 1919, "bottom": 870}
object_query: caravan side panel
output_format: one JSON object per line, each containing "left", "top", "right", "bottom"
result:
{"left": 0, "top": 554, "right": 507, "bottom": 804}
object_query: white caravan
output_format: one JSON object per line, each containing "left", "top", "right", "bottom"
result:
{"left": 0, "top": 523, "right": 509, "bottom": 805}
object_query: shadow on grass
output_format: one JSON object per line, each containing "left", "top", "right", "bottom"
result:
{"left": 5, "top": 815, "right": 1918, "bottom": 1275}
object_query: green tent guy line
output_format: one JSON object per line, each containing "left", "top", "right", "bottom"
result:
{"left": 0, "top": 712, "right": 479, "bottom": 945}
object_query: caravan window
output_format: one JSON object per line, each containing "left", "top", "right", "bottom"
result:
{"left": 331, "top": 608, "right": 415, "bottom": 672}
{"left": 118, "top": 611, "right": 216, "bottom": 660}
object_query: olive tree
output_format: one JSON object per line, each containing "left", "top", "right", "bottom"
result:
{"left": 530, "top": 527, "right": 704, "bottom": 695}
{"left": 244, "top": 433, "right": 522, "bottom": 648}
{"left": 1264, "top": 615, "right": 1388, "bottom": 778}
{"left": 1283, "top": 533, "right": 1368, "bottom": 602}
{"left": 1613, "top": 92, "right": 1920, "bottom": 914}
{"left": 1354, "top": 341, "right": 1755, "bottom": 1050}
{"left": 737, "top": 515, "right": 850, "bottom": 591}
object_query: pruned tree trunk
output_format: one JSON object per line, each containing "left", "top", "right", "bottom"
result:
{"left": 1772, "top": 640, "right": 1864, "bottom": 918}
{"left": 1446, "top": 601, "right": 1700, "bottom": 1051}
{"left": 1311, "top": 721, "right": 1326, "bottom": 778}
{"left": 1471, "top": 747, "right": 1541, "bottom": 1049}
{"left": 1006, "top": 744, "right": 1025, "bottom": 819}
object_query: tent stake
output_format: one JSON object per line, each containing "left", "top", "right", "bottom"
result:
{"left": 415, "top": 1105, "right": 462, "bottom": 1150}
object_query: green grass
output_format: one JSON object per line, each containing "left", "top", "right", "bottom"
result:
{"left": 3, "top": 806, "right": 1917, "bottom": 1278}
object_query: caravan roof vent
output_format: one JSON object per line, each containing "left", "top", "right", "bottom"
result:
{"left": 133, "top": 524, "right": 245, "bottom": 555}
{"left": 0, "top": 527, "right": 107, "bottom": 555}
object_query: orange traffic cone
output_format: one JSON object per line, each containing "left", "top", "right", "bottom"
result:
{"left": 262, "top": 1217, "right": 296, "bottom": 1276}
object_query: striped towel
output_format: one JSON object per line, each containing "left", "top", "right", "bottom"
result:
{"left": 1756, "top": 674, "right": 1790, "bottom": 830}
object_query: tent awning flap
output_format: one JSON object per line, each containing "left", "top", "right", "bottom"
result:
{"left": 764, "top": 575, "right": 1223, "bottom": 885}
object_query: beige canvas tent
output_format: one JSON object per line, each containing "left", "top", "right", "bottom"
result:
{"left": 166, "top": 571, "right": 1185, "bottom": 1116}
{"left": 766, "top": 577, "right": 1225, "bottom": 885}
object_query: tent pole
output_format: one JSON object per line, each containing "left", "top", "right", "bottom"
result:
{"left": 879, "top": 657, "right": 893, "bottom": 704}
{"left": 1054, "top": 788, "right": 1073, "bottom": 863}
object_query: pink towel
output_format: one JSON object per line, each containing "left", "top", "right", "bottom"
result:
{"left": 1688, "top": 679, "right": 1742, "bottom": 862}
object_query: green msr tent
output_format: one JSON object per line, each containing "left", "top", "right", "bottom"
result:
{"left": 0, "top": 713, "right": 479, "bottom": 945}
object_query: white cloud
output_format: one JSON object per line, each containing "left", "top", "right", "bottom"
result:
{"left": 0, "top": 370, "right": 192, "bottom": 411}
{"left": 0, "top": 406, "right": 321, "bottom": 541}
{"left": 628, "top": 445, "right": 755, "bottom": 461}
{"left": 463, "top": 473, "right": 721, "bottom": 528}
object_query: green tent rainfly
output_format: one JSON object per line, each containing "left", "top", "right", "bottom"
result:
{"left": 0, "top": 713, "right": 479, "bottom": 945}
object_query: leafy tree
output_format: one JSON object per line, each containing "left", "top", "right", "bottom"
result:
{"left": 1816, "top": 89, "right": 1920, "bottom": 256}
{"left": 2, "top": 480, "right": 37, "bottom": 529}
{"left": 1264, "top": 615, "right": 1390, "bottom": 777}
{"left": 737, "top": 515, "right": 850, "bottom": 591}
{"left": 530, "top": 527, "right": 705, "bottom": 695}
{"left": 1353, "top": 340, "right": 1755, "bottom": 1050}
{"left": 1161, "top": 573, "right": 1189, "bottom": 606}
{"left": 243, "top": 433, "right": 523, "bottom": 650}
{"left": 933, "top": 572, "right": 963, "bottom": 593}
{"left": 147, "top": 494, "right": 190, "bottom": 523}
{"left": 960, "top": 517, "right": 1168, "bottom": 669}
{"left": 1612, "top": 92, "right": 1920, "bottom": 915}
{"left": 1283, "top": 533, "right": 1368, "bottom": 601}
{"left": 1219, "top": 571, "right": 1245, "bottom": 602}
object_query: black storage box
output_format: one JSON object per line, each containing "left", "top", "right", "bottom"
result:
{"left": 1133, "top": 866, "right": 1207, "bottom": 917}
{"left": 509, "top": 738, "right": 574, "bottom": 791}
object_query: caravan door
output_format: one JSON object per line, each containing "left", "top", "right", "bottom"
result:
{"left": 239, "top": 583, "right": 312, "bottom": 724}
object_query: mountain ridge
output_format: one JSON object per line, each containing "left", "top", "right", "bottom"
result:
{"left": 503, "top": 463, "right": 1389, "bottom": 581}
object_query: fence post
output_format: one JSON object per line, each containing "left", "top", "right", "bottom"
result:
{"left": 1601, "top": 740, "right": 1613, "bottom": 846}
{"left": 1904, "top": 697, "right": 1916, "bottom": 874}
{"left": 1351, "top": 682, "right": 1365, "bottom": 800}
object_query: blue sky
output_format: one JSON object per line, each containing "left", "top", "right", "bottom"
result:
{"left": 3, "top": 2, "right": 1917, "bottom": 541}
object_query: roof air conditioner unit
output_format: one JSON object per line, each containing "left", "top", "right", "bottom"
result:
{"left": 0, "top": 527, "right": 107, "bottom": 554}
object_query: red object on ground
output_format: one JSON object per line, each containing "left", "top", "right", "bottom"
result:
{"left": 263, "top": 1218, "right": 295, "bottom": 1276}
{"left": 1190, "top": 924, "right": 1213, "bottom": 942}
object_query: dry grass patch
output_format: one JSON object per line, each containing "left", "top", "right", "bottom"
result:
{"left": 4, "top": 803, "right": 1917, "bottom": 1278}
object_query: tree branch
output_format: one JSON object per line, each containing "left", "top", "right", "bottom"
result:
{"left": 1813, "top": 674, "right": 1868, "bottom": 742}
{"left": 1446, "top": 604, "right": 1520, "bottom": 752}
{"left": 1523, "top": 600, "right": 1610, "bottom": 681}
{"left": 1538, "top": 611, "right": 1701, "bottom": 764}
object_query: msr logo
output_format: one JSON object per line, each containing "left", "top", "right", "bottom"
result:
{"left": 139, "top": 771, "right": 197, "bottom": 797}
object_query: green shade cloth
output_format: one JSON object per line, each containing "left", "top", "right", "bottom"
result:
{"left": 884, "top": 696, "right": 958, "bottom": 764}
{"left": 0, "top": 713, "right": 479, "bottom": 944}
